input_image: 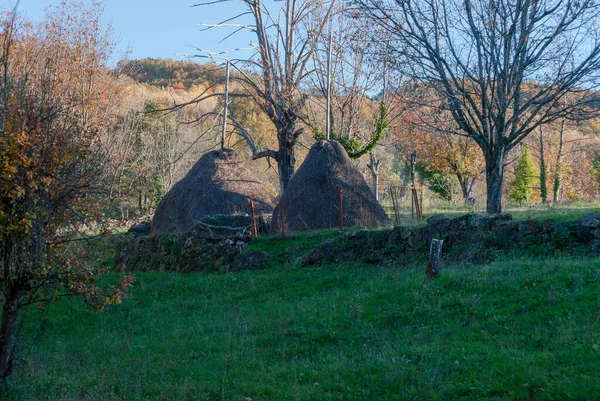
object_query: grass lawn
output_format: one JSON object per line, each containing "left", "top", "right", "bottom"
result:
{"left": 386, "top": 201, "right": 600, "bottom": 226}
{"left": 6, "top": 254, "right": 600, "bottom": 400}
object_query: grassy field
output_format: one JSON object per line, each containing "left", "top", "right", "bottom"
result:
{"left": 4, "top": 204, "right": 600, "bottom": 400}
{"left": 6, "top": 254, "right": 600, "bottom": 400}
{"left": 386, "top": 201, "right": 600, "bottom": 226}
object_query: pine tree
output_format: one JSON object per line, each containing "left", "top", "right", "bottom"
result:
{"left": 540, "top": 159, "right": 548, "bottom": 203}
{"left": 591, "top": 157, "right": 600, "bottom": 194}
{"left": 510, "top": 145, "right": 539, "bottom": 204}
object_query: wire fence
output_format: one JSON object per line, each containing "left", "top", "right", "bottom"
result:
{"left": 372, "top": 178, "right": 481, "bottom": 224}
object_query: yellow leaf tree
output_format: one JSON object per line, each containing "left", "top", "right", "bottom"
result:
{"left": 0, "top": 2, "right": 133, "bottom": 380}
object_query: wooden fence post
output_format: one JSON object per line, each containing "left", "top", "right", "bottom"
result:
{"left": 390, "top": 186, "right": 400, "bottom": 225}
{"left": 426, "top": 239, "right": 443, "bottom": 279}
{"left": 281, "top": 200, "right": 285, "bottom": 238}
{"left": 250, "top": 200, "right": 258, "bottom": 238}
{"left": 338, "top": 188, "right": 344, "bottom": 234}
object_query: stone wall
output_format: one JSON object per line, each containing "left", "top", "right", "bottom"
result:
{"left": 302, "top": 213, "right": 600, "bottom": 266}
{"left": 115, "top": 215, "right": 269, "bottom": 272}
{"left": 115, "top": 213, "right": 600, "bottom": 272}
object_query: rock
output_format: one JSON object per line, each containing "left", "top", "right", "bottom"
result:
{"left": 450, "top": 214, "right": 470, "bottom": 230}
{"left": 595, "top": 228, "right": 600, "bottom": 239}
{"left": 427, "top": 214, "right": 450, "bottom": 225}
{"left": 518, "top": 219, "right": 543, "bottom": 236}
{"left": 128, "top": 221, "right": 151, "bottom": 237}
{"left": 231, "top": 251, "right": 270, "bottom": 271}
{"left": 482, "top": 213, "right": 512, "bottom": 228}
{"left": 388, "top": 226, "right": 417, "bottom": 246}
{"left": 582, "top": 213, "right": 600, "bottom": 229}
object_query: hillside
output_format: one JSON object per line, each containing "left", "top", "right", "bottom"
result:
{"left": 118, "top": 58, "right": 223, "bottom": 89}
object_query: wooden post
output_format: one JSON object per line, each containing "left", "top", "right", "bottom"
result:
{"left": 221, "top": 60, "right": 230, "bottom": 151}
{"left": 412, "top": 187, "right": 423, "bottom": 220}
{"left": 390, "top": 186, "right": 399, "bottom": 225}
{"left": 410, "top": 186, "right": 415, "bottom": 220}
{"left": 419, "top": 184, "right": 424, "bottom": 219}
{"left": 250, "top": 200, "right": 258, "bottom": 238}
{"left": 410, "top": 152, "right": 417, "bottom": 219}
{"left": 326, "top": 31, "right": 333, "bottom": 141}
{"left": 281, "top": 200, "right": 285, "bottom": 238}
{"left": 426, "top": 239, "right": 443, "bottom": 280}
{"left": 338, "top": 188, "right": 344, "bottom": 234}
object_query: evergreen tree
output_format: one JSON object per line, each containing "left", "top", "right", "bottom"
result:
{"left": 510, "top": 145, "right": 539, "bottom": 204}
{"left": 591, "top": 157, "right": 600, "bottom": 194}
{"left": 540, "top": 159, "right": 548, "bottom": 203}
{"left": 416, "top": 164, "right": 456, "bottom": 202}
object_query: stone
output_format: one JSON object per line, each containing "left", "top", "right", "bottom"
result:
{"left": 427, "top": 214, "right": 450, "bottom": 225}
{"left": 518, "top": 220, "right": 543, "bottom": 236}
{"left": 387, "top": 226, "right": 418, "bottom": 249}
{"left": 128, "top": 221, "right": 151, "bottom": 237}
{"left": 231, "top": 251, "right": 269, "bottom": 271}
{"left": 582, "top": 213, "right": 600, "bottom": 229}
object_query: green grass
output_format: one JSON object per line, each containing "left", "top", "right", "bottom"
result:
{"left": 7, "top": 256, "right": 600, "bottom": 400}
{"left": 385, "top": 201, "right": 600, "bottom": 226}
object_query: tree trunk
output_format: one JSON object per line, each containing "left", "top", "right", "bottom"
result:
{"left": 367, "top": 152, "right": 380, "bottom": 201}
{"left": 456, "top": 172, "right": 475, "bottom": 203}
{"left": 484, "top": 146, "right": 506, "bottom": 214}
{"left": 0, "top": 285, "right": 24, "bottom": 380}
{"left": 553, "top": 119, "right": 565, "bottom": 203}
{"left": 373, "top": 171, "right": 379, "bottom": 201}
{"left": 277, "top": 126, "right": 297, "bottom": 195}
{"left": 539, "top": 128, "right": 548, "bottom": 204}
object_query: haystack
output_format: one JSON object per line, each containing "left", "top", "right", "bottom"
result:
{"left": 271, "top": 140, "right": 389, "bottom": 233}
{"left": 151, "top": 149, "right": 275, "bottom": 234}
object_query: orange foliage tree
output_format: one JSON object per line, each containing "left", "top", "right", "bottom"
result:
{"left": 393, "top": 100, "right": 484, "bottom": 203}
{"left": 0, "top": 2, "right": 133, "bottom": 380}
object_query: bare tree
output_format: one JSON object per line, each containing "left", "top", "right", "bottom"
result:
{"left": 309, "top": 6, "right": 383, "bottom": 141}
{"left": 190, "top": 0, "right": 335, "bottom": 195}
{"left": 358, "top": 0, "right": 600, "bottom": 213}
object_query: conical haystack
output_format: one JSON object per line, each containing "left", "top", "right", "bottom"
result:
{"left": 151, "top": 149, "right": 275, "bottom": 234}
{"left": 271, "top": 140, "right": 389, "bottom": 233}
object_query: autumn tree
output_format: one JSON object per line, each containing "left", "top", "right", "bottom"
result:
{"left": 0, "top": 3, "right": 133, "bottom": 380}
{"left": 392, "top": 95, "right": 484, "bottom": 203}
{"left": 358, "top": 0, "right": 600, "bottom": 213}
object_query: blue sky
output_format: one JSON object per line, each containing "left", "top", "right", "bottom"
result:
{"left": 0, "top": 0, "right": 255, "bottom": 64}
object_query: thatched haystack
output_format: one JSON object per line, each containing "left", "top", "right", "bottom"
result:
{"left": 271, "top": 140, "right": 389, "bottom": 233}
{"left": 151, "top": 149, "right": 275, "bottom": 234}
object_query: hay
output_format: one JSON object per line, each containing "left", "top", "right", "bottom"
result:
{"left": 151, "top": 149, "right": 275, "bottom": 234}
{"left": 271, "top": 140, "right": 389, "bottom": 233}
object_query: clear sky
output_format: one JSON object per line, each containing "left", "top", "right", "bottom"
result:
{"left": 0, "top": 0, "right": 255, "bottom": 65}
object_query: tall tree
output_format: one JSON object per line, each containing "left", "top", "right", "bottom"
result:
{"left": 358, "top": 0, "right": 600, "bottom": 213}
{"left": 191, "top": 0, "right": 335, "bottom": 195}
{"left": 0, "top": 3, "right": 133, "bottom": 379}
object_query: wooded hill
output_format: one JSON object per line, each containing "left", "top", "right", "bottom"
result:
{"left": 118, "top": 58, "right": 223, "bottom": 89}
{"left": 113, "top": 58, "right": 600, "bottom": 219}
